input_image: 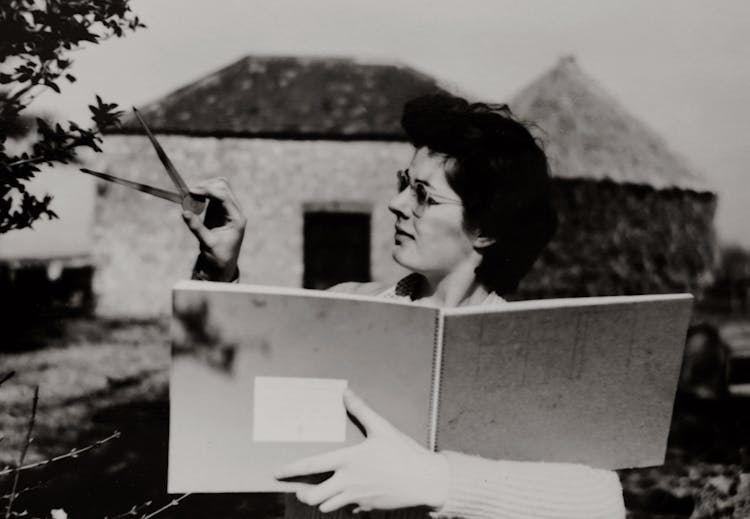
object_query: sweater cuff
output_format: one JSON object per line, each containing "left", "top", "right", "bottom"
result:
{"left": 431, "top": 451, "right": 625, "bottom": 519}
{"left": 191, "top": 254, "right": 240, "bottom": 283}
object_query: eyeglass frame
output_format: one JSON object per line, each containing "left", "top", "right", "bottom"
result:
{"left": 396, "top": 169, "right": 462, "bottom": 218}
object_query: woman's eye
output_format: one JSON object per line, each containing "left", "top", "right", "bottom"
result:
{"left": 420, "top": 189, "right": 437, "bottom": 205}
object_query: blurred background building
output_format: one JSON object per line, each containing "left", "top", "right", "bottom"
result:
{"left": 0, "top": 55, "right": 721, "bottom": 317}
{"left": 65, "top": 54, "right": 714, "bottom": 316}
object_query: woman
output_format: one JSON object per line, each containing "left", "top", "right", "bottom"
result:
{"left": 182, "top": 94, "right": 626, "bottom": 518}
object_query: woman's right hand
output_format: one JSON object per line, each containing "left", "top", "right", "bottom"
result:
{"left": 275, "top": 390, "right": 449, "bottom": 514}
{"left": 182, "top": 178, "right": 246, "bottom": 282}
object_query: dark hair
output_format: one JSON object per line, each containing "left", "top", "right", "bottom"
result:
{"left": 401, "top": 94, "right": 557, "bottom": 295}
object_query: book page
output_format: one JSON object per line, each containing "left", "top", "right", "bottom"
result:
{"left": 169, "top": 284, "right": 439, "bottom": 492}
{"left": 437, "top": 295, "right": 692, "bottom": 469}
{"left": 253, "top": 376, "right": 347, "bottom": 442}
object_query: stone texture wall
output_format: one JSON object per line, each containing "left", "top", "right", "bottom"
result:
{"left": 88, "top": 136, "right": 717, "bottom": 316}
{"left": 518, "top": 179, "right": 717, "bottom": 299}
{"left": 88, "top": 136, "right": 411, "bottom": 316}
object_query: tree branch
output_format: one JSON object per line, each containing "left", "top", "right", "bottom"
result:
{"left": 6, "top": 155, "right": 57, "bottom": 169}
{"left": 139, "top": 494, "right": 191, "bottom": 519}
{"left": 5, "top": 83, "right": 39, "bottom": 105}
{"left": 0, "top": 0, "right": 143, "bottom": 232}
{"left": 0, "top": 431, "right": 121, "bottom": 477}
{"left": 6, "top": 141, "right": 82, "bottom": 169}
{"left": 0, "top": 372, "right": 14, "bottom": 388}
{"left": 104, "top": 499, "right": 154, "bottom": 519}
{"left": 1, "top": 481, "right": 46, "bottom": 503}
{"left": 4, "top": 386, "right": 38, "bottom": 519}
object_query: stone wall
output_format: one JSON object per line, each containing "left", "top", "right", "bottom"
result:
{"left": 88, "top": 136, "right": 411, "bottom": 316}
{"left": 518, "top": 179, "right": 717, "bottom": 299}
{"left": 89, "top": 136, "right": 717, "bottom": 316}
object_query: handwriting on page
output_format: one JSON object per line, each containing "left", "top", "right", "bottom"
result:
{"left": 253, "top": 377, "right": 347, "bottom": 442}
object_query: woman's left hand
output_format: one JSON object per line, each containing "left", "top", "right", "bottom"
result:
{"left": 274, "top": 389, "right": 450, "bottom": 514}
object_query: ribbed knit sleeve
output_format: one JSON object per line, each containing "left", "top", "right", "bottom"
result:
{"left": 432, "top": 451, "right": 625, "bottom": 519}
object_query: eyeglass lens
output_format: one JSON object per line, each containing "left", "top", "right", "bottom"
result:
{"left": 396, "top": 170, "right": 430, "bottom": 216}
{"left": 397, "top": 170, "right": 409, "bottom": 192}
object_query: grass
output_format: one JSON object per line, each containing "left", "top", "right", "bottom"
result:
{"left": 1, "top": 317, "right": 749, "bottom": 518}
{"left": 1, "top": 318, "right": 282, "bottom": 519}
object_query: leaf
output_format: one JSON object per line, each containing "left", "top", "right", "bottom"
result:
{"left": 0, "top": 0, "right": 144, "bottom": 234}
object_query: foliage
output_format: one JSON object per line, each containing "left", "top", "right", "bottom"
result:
{"left": 716, "top": 244, "right": 750, "bottom": 283}
{"left": 705, "top": 244, "right": 750, "bottom": 313}
{"left": 0, "top": 0, "right": 144, "bottom": 234}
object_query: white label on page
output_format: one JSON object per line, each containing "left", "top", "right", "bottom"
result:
{"left": 253, "top": 376, "right": 347, "bottom": 442}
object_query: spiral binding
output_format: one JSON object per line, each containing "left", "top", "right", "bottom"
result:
{"left": 428, "top": 309, "right": 445, "bottom": 451}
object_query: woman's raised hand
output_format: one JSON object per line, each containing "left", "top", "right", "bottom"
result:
{"left": 275, "top": 389, "right": 450, "bottom": 514}
{"left": 182, "top": 178, "right": 246, "bottom": 282}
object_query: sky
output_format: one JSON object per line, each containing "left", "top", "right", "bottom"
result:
{"left": 31, "top": 0, "right": 750, "bottom": 247}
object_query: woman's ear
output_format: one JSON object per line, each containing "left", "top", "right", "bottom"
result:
{"left": 472, "top": 234, "right": 496, "bottom": 250}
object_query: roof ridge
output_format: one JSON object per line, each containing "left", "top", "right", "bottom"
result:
{"left": 117, "top": 53, "right": 451, "bottom": 139}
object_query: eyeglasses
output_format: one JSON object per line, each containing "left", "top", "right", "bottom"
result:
{"left": 396, "top": 169, "right": 462, "bottom": 217}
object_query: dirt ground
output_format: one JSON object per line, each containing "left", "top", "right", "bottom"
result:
{"left": 1, "top": 317, "right": 749, "bottom": 519}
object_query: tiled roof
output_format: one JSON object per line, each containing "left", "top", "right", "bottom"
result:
{"left": 114, "top": 55, "right": 450, "bottom": 140}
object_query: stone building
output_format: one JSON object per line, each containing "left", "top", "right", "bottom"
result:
{"left": 88, "top": 55, "right": 716, "bottom": 316}
{"left": 89, "top": 55, "right": 449, "bottom": 316}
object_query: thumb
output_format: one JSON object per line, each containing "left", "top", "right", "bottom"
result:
{"left": 343, "top": 389, "right": 394, "bottom": 437}
{"left": 182, "top": 210, "right": 214, "bottom": 248}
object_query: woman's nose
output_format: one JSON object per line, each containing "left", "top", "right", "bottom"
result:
{"left": 388, "top": 187, "right": 414, "bottom": 219}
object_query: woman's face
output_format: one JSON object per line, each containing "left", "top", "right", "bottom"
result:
{"left": 388, "top": 147, "right": 476, "bottom": 278}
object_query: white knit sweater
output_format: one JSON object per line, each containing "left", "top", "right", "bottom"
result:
{"left": 282, "top": 276, "right": 626, "bottom": 519}
{"left": 284, "top": 451, "right": 625, "bottom": 519}
{"left": 435, "top": 451, "right": 625, "bottom": 519}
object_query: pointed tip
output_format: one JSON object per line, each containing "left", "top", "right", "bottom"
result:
{"left": 556, "top": 54, "right": 579, "bottom": 70}
{"left": 132, "top": 107, "right": 150, "bottom": 128}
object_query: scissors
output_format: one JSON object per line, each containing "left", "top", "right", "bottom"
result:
{"left": 80, "top": 107, "right": 206, "bottom": 214}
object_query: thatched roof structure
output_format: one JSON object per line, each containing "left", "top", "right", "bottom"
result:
{"left": 114, "top": 55, "right": 450, "bottom": 140}
{"left": 510, "top": 56, "right": 711, "bottom": 193}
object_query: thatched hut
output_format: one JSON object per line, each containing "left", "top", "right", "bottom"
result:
{"left": 89, "top": 55, "right": 716, "bottom": 316}
{"left": 510, "top": 56, "right": 716, "bottom": 299}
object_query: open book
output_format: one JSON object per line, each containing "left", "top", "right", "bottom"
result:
{"left": 168, "top": 280, "right": 692, "bottom": 492}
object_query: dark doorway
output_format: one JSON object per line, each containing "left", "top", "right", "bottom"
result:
{"left": 303, "top": 207, "right": 371, "bottom": 290}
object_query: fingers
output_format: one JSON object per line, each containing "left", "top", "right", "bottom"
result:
{"left": 319, "top": 492, "right": 357, "bottom": 514}
{"left": 274, "top": 448, "right": 351, "bottom": 480}
{"left": 190, "top": 178, "right": 244, "bottom": 223}
{"left": 296, "top": 475, "right": 358, "bottom": 514}
{"left": 296, "top": 474, "right": 344, "bottom": 507}
{"left": 182, "top": 210, "right": 214, "bottom": 249}
{"left": 343, "top": 389, "right": 394, "bottom": 436}
{"left": 183, "top": 178, "right": 245, "bottom": 250}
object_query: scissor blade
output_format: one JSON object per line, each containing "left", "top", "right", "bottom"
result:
{"left": 79, "top": 168, "right": 184, "bottom": 205}
{"left": 132, "top": 107, "right": 190, "bottom": 196}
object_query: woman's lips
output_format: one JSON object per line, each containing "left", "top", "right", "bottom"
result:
{"left": 395, "top": 227, "right": 415, "bottom": 240}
